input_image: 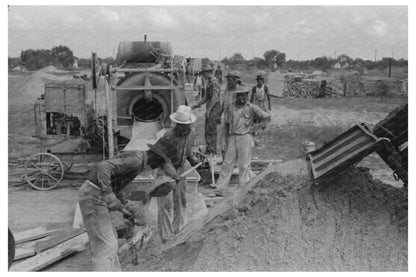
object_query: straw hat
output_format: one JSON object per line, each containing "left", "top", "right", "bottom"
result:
{"left": 169, "top": 105, "right": 196, "bottom": 124}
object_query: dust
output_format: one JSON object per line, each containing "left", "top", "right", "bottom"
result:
{"left": 128, "top": 166, "right": 407, "bottom": 271}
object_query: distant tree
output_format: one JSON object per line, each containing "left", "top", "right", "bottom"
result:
{"left": 8, "top": 57, "right": 22, "bottom": 69}
{"left": 99, "top": 56, "right": 115, "bottom": 65}
{"left": 263, "top": 50, "right": 286, "bottom": 67}
{"left": 229, "top": 53, "right": 245, "bottom": 63}
{"left": 51, "top": 45, "right": 74, "bottom": 68}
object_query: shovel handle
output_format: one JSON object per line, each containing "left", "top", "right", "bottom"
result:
{"left": 121, "top": 208, "right": 132, "bottom": 217}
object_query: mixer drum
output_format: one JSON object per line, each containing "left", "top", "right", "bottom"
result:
{"left": 116, "top": 41, "right": 172, "bottom": 64}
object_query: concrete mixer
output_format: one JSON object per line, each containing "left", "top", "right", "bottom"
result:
{"left": 104, "top": 41, "right": 188, "bottom": 152}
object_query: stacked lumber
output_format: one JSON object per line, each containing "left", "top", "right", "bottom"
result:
{"left": 10, "top": 226, "right": 88, "bottom": 272}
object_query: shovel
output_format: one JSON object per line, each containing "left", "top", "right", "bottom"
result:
{"left": 124, "top": 162, "right": 203, "bottom": 204}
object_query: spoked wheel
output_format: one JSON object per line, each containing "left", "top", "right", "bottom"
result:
{"left": 24, "top": 153, "right": 64, "bottom": 190}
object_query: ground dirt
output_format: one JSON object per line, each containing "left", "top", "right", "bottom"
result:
{"left": 8, "top": 70, "right": 408, "bottom": 271}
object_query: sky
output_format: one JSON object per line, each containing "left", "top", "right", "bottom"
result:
{"left": 8, "top": 5, "right": 408, "bottom": 61}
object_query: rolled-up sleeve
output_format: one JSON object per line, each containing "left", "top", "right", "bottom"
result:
{"left": 251, "top": 104, "right": 271, "bottom": 120}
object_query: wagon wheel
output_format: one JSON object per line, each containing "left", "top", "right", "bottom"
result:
{"left": 24, "top": 153, "right": 64, "bottom": 191}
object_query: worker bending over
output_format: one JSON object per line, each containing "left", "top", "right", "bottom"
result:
{"left": 78, "top": 139, "right": 180, "bottom": 271}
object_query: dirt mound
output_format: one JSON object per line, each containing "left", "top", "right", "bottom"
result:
{"left": 129, "top": 167, "right": 407, "bottom": 271}
{"left": 8, "top": 66, "right": 74, "bottom": 107}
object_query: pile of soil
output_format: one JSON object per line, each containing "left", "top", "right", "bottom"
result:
{"left": 126, "top": 167, "right": 407, "bottom": 271}
{"left": 8, "top": 66, "right": 75, "bottom": 108}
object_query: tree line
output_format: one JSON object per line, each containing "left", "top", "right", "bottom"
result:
{"left": 8, "top": 45, "right": 115, "bottom": 71}
{"left": 221, "top": 50, "right": 408, "bottom": 72}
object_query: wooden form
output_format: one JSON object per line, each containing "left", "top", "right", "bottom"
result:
{"left": 14, "top": 227, "right": 62, "bottom": 245}
{"left": 10, "top": 232, "right": 89, "bottom": 272}
{"left": 168, "top": 164, "right": 276, "bottom": 247}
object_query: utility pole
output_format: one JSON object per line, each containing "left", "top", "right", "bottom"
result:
{"left": 374, "top": 49, "right": 377, "bottom": 62}
{"left": 219, "top": 49, "right": 221, "bottom": 60}
{"left": 334, "top": 50, "right": 337, "bottom": 60}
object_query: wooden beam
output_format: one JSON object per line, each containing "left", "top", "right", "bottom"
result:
{"left": 14, "top": 248, "right": 36, "bottom": 261}
{"left": 10, "top": 232, "right": 89, "bottom": 272}
{"left": 33, "top": 228, "right": 85, "bottom": 254}
{"left": 168, "top": 164, "right": 276, "bottom": 247}
{"left": 14, "top": 227, "right": 63, "bottom": 245}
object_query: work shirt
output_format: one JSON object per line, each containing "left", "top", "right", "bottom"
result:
{"left": 87, "top": 151, "right": 147, "bottom": 194}
{"left": 250, "top": 85, "right": 271, "bottom": 112}
{"left": 162, "top": 128, "right": 197, "bottom": 168}
{"left": 221, "top": 88, "right": 235, "bottom": 114}
{"left": 224, "top": 102, "right": 271, "bottom": 135}
{"left": 198, "top": 77, "right": 221, "bottom": 115}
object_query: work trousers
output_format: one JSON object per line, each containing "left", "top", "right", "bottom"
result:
{"left": 205, "top": 103, "right": 222, "bottom": 154}
{"left": 78, "top": 181, "right": 121, "bottom": 271}
{"left": 157, "top": 164, "right": 187, "bottom": 240}
{"left": 216, "top": 134, "right": 255, "bottom": 191}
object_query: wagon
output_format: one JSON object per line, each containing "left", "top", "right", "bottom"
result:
{"left": 25, "top": 82, "right": 103, "bottom": 190}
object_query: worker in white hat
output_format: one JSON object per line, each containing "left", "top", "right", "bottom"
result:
{"left": 211, "top": 84, "right": 271, "bottom": 196}
{"left": 157, "top": 105, "right": 200, "bottom": 240}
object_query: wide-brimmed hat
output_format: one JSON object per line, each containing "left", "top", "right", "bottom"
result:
{"left": 226, "top": 70, "right": 241, "bottom": 78}
{"left": 169, "top": 105, "right": 196, "bottom": 124}
{"left": 255, "top": 74, "right": 265, "bottom": 80}
{"left": 233, "top": 84, "right": 249, "bottom": 94}
{"left": 147, "top": 138, "right": 180, "bottom": 165}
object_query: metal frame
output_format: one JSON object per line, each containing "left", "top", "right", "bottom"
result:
{"left": 308, "top": 123, "right": 386, "bottom": 182}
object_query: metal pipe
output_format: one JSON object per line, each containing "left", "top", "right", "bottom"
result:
{"left": 105, "top": 78, "right": 114, "bottom": 157}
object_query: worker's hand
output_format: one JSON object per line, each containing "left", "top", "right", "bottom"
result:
{"left": 149, "top": 182, "right": 175, "bottom": 198}
{"left": 103, "top": 193, "right": 123, "bottom": 212}
{"left": 191, "top": 104, "right": 200, "bottom": 109}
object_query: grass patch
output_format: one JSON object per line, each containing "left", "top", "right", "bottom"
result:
{"left": 254, "top": 124, "right": 348, "bottom": 160}
{"left": 272, "top": 97, "right": 407, "bottom": 113}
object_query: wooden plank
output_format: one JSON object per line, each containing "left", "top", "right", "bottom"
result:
{"left": 33, "top": 228, "right": 85, "bottom": 254}
{"left": 10, "top": 232, "right": 89, "bottom": 272}
{"left": 169, "top": 164, "right": 276, "bottom": 247}
{"left": 14, "top": 227, "right": 63, "bottom": 245}
{"left": 14, "top": 248, "right": 36, "bottom": 261}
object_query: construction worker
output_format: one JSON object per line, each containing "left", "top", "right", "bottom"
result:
{"left": 250, "top": 74, "right": 272, "bottom": 147}
{"left": 78, "top": 139, "right": 181, "bottom": 271}
{"left": 157, "top": 105, "right": 200, "bottom": 241}
{"left": 191, "top": 63, "right": 222, "bottom": 158}
{"left": 217, "top": 70, "right": 241, "bottom": 162}
{"left": 211, "top": 84, "right": 271, "bottom": 197}
{"left": 193, "top": 71, "right": 204, "bottom": 100}
{"left": 215, "top": 65, "right": 223, "bottom": 86}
